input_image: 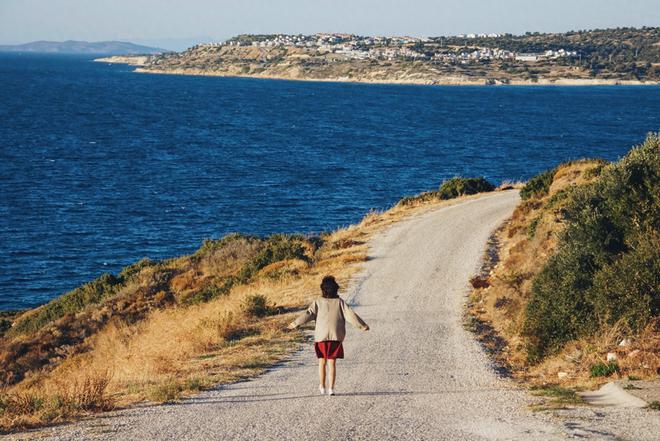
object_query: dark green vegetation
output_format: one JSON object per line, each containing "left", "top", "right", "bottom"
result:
{"left": 0, "top": 321, "right": 9, "bottom": 338}
{"left": 438, "top": 177, "right": 495, "bottom": 199}
{"left": 8, "top": 259, "right": 157, "bottom": 336}
{"left": 649, "top": 401, "right": 660, "bottom": 410}
{"left": 184, "top": 234, "right": 312, "bottom": 305}
{"left": 520, "top": 159, "right": 607, "bottom": 201}
{"left": 529, "top": 384, "right": 584, "bottom": 411}
{"left": 523, "top": 134, "right": 659, "bottom": 361}
{"left": 520, "top": 168, "right": 556, "bottom": 200}
{"left": 530, "top": 385, "right": 583, "bottom": 403}
{"left": 399, "top": 177, "right": 495, "bottom": 206}
{"left": 436, "top": 27, "right": 660, "bottom": 80}
{"left": 590, "top": 362, "right": 620, "bottom": 377}
{"left": 0, "top": 312, "right": 15, "bottom": 338}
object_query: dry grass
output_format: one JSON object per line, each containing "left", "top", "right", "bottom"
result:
{"left": 525, "top": 318, "right": 660, "bottom": 388}
{"left": 0, "top": 370, "right": 113, "bottom": 431}
{"left": 0, "top": 185, "right": 499, "bottom": 433}
{"left": 467, "top": 160, "right": 659, "bottom": 389}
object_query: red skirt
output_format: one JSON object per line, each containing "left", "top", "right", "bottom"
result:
{"left": 315, "top": 341, "right": 344, "bottom": 359}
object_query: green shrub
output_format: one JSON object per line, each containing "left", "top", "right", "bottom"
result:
{"left": 398, "top": 191, "right": 439, "bottom": 206}
{"left": 0, "top": 318, "right": 11, "bottom": 337}
{"left": 236, "top": 234, "right": 311, "bottom": 283}
{"left": 590, "top": 361, "right": 619, "bottom": 377}
{"left": 241, "top": 294, "right": 275, "bottom": 318}
{"left": 520, "top": 167, "right": 556, "bottom": 200}
{"left": 398, "top": 177, "right": 496, "bottom": 206}
{"left": 11, "top": 272, "right": 122, "bottom": 335}
{"left": 545, "top": 188, "right": 572, "bottom": 209}
{"left": 584, "top": 164, "right": 605, "bottom": 179}
{"left": 117, "top": 258, "right": 157, "bottom": 280}
{"left": 437, "top": 177, "right": 495, "bottom": 200}
{"left": 523, "top": 134, "right": 660, "bottom": 361}
{"left": 648, "top": 401, "right": 660, "bottom": 411}
{"left": 192, "top": 233, "right": 258, "bottom": 260}
{"left": 184, "top": 279, "right": 234, "bottom": 305}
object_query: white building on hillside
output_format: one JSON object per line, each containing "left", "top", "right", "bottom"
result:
{"left": 515, "top": 53, "right": 539, "bottom": 62}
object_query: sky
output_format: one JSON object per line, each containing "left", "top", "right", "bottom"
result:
{"left": 1, "top": 0, "right": 658, "bottom": 51}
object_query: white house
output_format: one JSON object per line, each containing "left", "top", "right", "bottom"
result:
{"left": 515, "top": 53, "right": 539, "bottom": 62}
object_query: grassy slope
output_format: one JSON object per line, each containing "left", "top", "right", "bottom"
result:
{"left": 0, "top": 178, "right": 499, "bottom": 432}
{"left": 468, "top": 134, "right": 659, "bottom": 390}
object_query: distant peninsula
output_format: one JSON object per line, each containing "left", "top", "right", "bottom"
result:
{"left": 96, "top": 27, "right": 660, "bottom": 86}
{"left": 0, "top": 40, "right": 167, "bottom": 55}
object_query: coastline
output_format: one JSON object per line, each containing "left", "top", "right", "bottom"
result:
{"left": 94, "top": 55, "right": 150, "bottom": 66}
{"left": 95, "top": 56, "right": 660, "bottom": 86}
{"left": 133, "top": 67, "right": 660, "bottom": 86}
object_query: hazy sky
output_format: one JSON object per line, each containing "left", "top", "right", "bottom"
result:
{"left": 1, "top": 0, "right": 658, "bottom": 50}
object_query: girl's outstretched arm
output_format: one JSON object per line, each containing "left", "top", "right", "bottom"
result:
{"left": 288, "top": 300, "right": 318, "bottom": 329}
{"left": 340, "top": 299, "right": 369, "bottom": 331}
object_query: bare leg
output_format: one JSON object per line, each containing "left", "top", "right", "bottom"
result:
{"left": 328, "top": 359, "right": 336, "bottom": 390}
{"left": 318, "top": 358, "right": 326, "bottom": 388}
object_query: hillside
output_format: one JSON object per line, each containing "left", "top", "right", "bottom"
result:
{"left": 0, "top": 178, "right": 503, "bottom": 432}
{"left": 0, "top": 40, "right": 166, "bottom": 55}
{"left": 468, "top": 133, "right": 659, "bottom": 390}
{"left": 127, "top": 27, "right": 660, "bottom": 85}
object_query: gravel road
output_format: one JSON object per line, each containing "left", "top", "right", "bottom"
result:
{"left": 9, "top": 191, "right": 658, "bottom": 440}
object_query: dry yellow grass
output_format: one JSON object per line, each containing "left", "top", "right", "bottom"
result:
{"left": 1, "top": 188, "right": 497, "bottom": 432}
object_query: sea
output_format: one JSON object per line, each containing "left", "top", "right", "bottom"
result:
{"left": 1, "top": 53, "right": 659, "bottom": 310}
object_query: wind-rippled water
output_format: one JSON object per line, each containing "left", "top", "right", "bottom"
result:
{"left": 1, "top": 53, "right": 659, "bottom": 310}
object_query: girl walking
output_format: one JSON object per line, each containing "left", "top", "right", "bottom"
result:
{"left": 288, "top": 275, "right": 369, "bottom": 396}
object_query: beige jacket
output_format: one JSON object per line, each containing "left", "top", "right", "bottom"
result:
{"left": 292, "top": 297, "right": 368, "bottom": 342}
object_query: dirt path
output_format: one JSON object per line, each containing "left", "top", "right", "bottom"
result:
{"left": 11, "top": 191, "right": 657, "bottom": 440}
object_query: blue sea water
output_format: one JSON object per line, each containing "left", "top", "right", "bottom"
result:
{"left": 1, "top": 53, "right": 659, "bottom": 310}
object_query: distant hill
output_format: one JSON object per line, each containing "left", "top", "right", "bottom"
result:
{"left": 135, "top": 27, "right": 660, "bottom": 85}
{"left": 0, "top": 40, "right": 167, "bottom": 55}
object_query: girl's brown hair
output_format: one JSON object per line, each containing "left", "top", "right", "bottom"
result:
{"left": 320, "top": 275, "right": 339, "bottom": 298}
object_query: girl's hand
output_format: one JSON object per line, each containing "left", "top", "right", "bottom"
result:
{"left": 287, "top": 322, "right": 296, "bottom": 330}
{"left": 363, "top": 325, "right": 370, "bottom": 331}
